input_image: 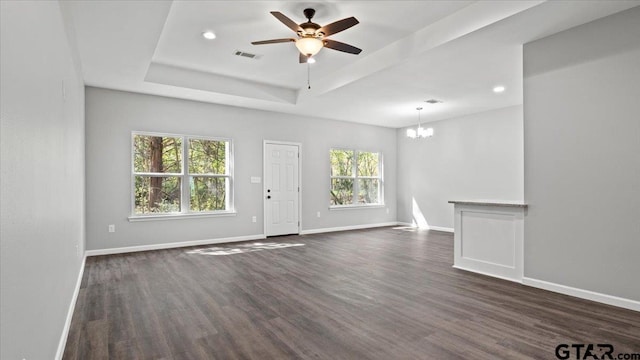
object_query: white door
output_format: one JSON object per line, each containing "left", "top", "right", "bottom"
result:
{"left": 264, "top": 143, "right": 300, "bottom": 236}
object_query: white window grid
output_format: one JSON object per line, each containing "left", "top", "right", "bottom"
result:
{"left": 130, "top": 131, "right": 234, "bottom": 217}
{"left": 330, "top": 148, "right": 384, "bottom": 207}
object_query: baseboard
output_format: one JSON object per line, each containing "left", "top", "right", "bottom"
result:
{"left": 429, "top": 226, "right": 454, "bottom": 233}
{"left": 84, "top": 223, "right": 451, "bottom": 255}
{"left": 55, "top": 255, "right": 86, "bottom": 360}
{"left": 393, "top": 222, "right": 454, "bottom": 233}
{"left": 300, "top": 222, "right": 399, "bottom": 235}
{"left": 453, "top": 265, "right": 521, "bottom": 283}
{"left": 522, "top": 277, "right": 640, "bottom": 312}
{"left": 85, "top": 234, "right": 267, "bottom": 256}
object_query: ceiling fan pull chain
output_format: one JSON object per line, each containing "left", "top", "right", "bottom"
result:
{"left": 307, "top": 61, "right": 311, "bottom": 89}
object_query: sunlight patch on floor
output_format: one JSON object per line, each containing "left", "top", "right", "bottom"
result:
{"left": 393, "top": 226, "right": 423, "bottom": 232}
{"left": 186, "top": 242, "right": 305, "bottom": 256}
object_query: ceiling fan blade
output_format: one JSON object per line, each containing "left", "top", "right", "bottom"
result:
{"left": 251, "top": 38, "right": 296, "bottom": 45}
{"left": 319, "top": 17, "right": 359, "bottom": 37}
{"left": 323, "top": 39, "right": 362, "bottom": 55}
{"left": 270, "top": 11, "right": 302, "bottom": 33}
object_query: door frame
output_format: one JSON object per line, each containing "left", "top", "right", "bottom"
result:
{"left": 263, "top": 140, "right": 302, "bottom": 236}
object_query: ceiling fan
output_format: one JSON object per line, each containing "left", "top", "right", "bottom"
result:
{"left": 251, "top": 8, "right": 362, "bottom": 63}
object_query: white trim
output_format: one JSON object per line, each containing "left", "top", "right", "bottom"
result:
{"left": 300, "top": 222, "right": 398, "bottom": 235}
{"left": 393, "top": 223, "right": 454, "bottom": 233}
{"left": 429, "top": 226, "right": 454, "bottom": 233}
{"left": 55, "top": 256, "right": 86, "bottom": 360}
{"left": 130, "top": 132, "right": 234, "bottom": 217}
{"left": 329, "top": 148, "right": 383, "bottom": 207}
{"left": 329, "top": 204, "right": 385, "bottom": 210}
{"left": 128, "top": 211, "right": 237, "bottom": 222}
{"left": 522, "top": 277, "right": 640, "bottom": 312}
{"left": 452, "top": 205, "right": 525, "bottom": 282}
{"left": 263, "top": 140, "right": 303, "bottom": 236}
{"left": 453, "top": 264, "right": 522, "bottom": 283}
{"left": 85, "top": 234, "right": 266, "bottom": 257}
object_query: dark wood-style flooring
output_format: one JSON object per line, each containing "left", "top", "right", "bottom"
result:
{"left": 64, "top": 227, "right": 640, "bottom": 359}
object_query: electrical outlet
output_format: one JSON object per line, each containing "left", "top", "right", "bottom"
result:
{"left": 386, "top": 208, "right": 390, "bottom": 214}
{"left": 108, "top": 224, "right": 115, "bottom": 233}
{"left": 252, "top": 216, "right": 257, "bottom": 223}
{"left": 317, "top": 211, "right": 321, "bottom": 218}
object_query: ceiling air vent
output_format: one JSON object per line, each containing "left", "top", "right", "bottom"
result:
{"left": 234, "top": 50, "right": 261, "bottom": 60}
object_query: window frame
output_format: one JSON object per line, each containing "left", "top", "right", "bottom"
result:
{"left": 329, "top": 148, "right": 384, "bottom": 209}
{"left": 129, "top": 131, "right": 235, "bottom": 221}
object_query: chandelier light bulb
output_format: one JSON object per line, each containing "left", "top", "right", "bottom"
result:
{"left": 418, "top": 127, "right": 434, "bottom": 138}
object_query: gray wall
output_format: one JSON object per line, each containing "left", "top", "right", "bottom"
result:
{"left": 0, "top": 1, "right": 86, "bottom": 359}
{"left": 85, "top": 87, "right": 397, "bottom": 251}
{"left": 397, "top": 106, "right": 524, "bottom": 229}
{"left": 524, "top": 7, "right": 640, "bottom": 301}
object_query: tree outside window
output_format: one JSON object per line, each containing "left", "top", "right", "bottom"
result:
{"left": 330, "top": 149, "right": 382, "bottom": 206}
{"left": 132, "top": 133, "right": 232, "bottom": 216}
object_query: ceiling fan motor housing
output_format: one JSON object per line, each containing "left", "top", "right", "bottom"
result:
{"left": 299, "top": 23, "right": 321, "bottom": 37}
{"left": 299, "top": 8, "right": 322, "bottom": 37}
{"left": 303, "top": 8, "right": 315, "bottom": 21}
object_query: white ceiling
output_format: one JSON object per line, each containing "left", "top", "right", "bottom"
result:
{"left": 63, "top": 0, "right": 640, "bottom": 127}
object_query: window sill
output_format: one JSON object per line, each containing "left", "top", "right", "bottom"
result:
{"left": 128, "top": 211, "right": 237, "bottom": 222}
{"left": 329, "top": 204, "right": 385, "bottom": 211}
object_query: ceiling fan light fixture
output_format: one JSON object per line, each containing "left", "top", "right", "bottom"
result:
{"left": 295, "top": 37, "right": 323, "bottom": 56}
{"left": 252, "top": 9, "right": 361, "bottom": 63}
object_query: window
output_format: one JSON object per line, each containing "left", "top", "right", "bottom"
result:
{"left": 132, "top": 133, "right": 233, "bottom": 217}
{"left": 330, "top": 149, "right": 382, "bottom": 207}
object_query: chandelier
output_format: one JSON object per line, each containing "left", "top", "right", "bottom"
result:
{"left": 406, "top": 107, "right": 434, "bottom": 139}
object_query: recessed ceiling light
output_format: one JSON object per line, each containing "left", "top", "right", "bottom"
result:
{"left": 202, "top": 31, "right": 216, "bottom": 40}
{"left": 493, "top": 85, "right": 505, "bottom": 93}
{"left": 307, "top": 57, "right": 316, "bottom": 64}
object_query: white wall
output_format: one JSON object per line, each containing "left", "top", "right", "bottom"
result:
{"left": 85, "top": 87, "right": 397, "bottom": 251}
{"left": 396, "top": 106, "right": 524, "bottom": 230}
{"left": 0, "top": 1, "right": 85, "bottom": 359}
{"left": 523, "top": 7, "right": 640, "bottom": 301}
